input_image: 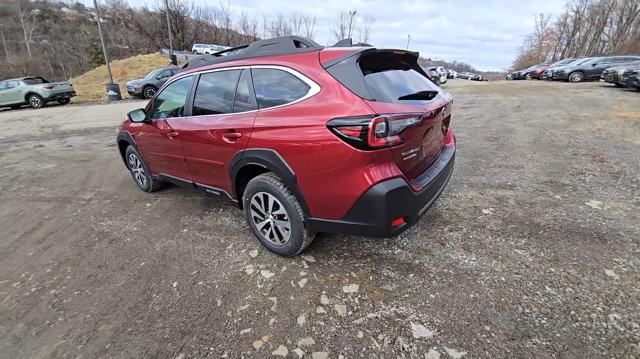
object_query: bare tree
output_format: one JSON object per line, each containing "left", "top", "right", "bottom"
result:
{"left": 331, "top": 11, "right": 350, "bottom": 41}
{"left": 358, "top": 15, "right": 376, "bottom": 43}
{"left": 16, "top": 2, "right": 36, "bottom": 58}
{"left": 301, "top": 14, "right": 317, "bottom": 39}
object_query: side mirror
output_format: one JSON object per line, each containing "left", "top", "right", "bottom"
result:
{"left": 128, "top": 108, "right": 147, "bottom": 123}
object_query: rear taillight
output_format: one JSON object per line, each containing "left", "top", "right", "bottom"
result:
{"left": 327, "top": 113, "right": 422, "bottom": 150}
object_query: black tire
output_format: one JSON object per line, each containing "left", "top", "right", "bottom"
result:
{"left": 124, "top": 146, "right": 164, "bottom": 193}
{"left": 568, "top": 71, "right": 584, "bottom": 83}
{"left": 614, "top": 83, "right": 624, "bottom": 88}
{"left": 525, "top": 74, "right": 532, "bottom": 80}
{"left": 58, "top": 98, "right": 70, "bottom": 105}
{"left": 142, "top": 86, "right": 157, "bottom": 99}
{"left": 243, "top": 172, "right": 315, "bottom": 256}
{"left": 28, "top": 94, "right": 44, "bottom": 109}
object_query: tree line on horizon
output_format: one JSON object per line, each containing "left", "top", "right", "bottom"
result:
{"left": 513, "top": 0, "right": 640, "bottom": 70}
{"left": 0, "top": 0, "right": 382, "bottom": 81}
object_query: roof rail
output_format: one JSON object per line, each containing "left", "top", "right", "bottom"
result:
{"left": 181, "top": 36, "right": 322, "bottom": 71}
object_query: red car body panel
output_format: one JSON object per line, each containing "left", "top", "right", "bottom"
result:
{"left": 118, "top": 41, "right": 456, "bottom": 237}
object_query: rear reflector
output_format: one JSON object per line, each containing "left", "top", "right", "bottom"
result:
{"left": 391, "top": 217, "right": 405, "bottom": 227}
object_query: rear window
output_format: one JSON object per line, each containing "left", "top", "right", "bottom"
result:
{"left": 359, "top": 53, "right": 439, "bottom": 104}
{"left": 23, "top": 77, "right": 48, "bottom": 85}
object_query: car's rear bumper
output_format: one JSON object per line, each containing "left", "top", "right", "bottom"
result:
{"left": 307, "top": 145, "right": 455, "bottom": 238}
{"left": 45, "top": 91, "right": 76, "bottom": 101}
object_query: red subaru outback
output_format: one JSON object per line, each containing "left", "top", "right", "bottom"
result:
{"left": 116, "top": 36, "right": 456, "bottom": 256}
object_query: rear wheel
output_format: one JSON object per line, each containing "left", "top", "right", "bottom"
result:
{"left": 243, "top": 172, "right": 315, "bottom": 256}
{"left": 28, "top": 94, "right": 44, "bottom": 109}
{"left": 568, "top": 71, "right": 584, "bottom": 83}
{"left": 58, "top": 98, "right": 70, "bottom": 105}
{"left": 124, "top": 146, "right": 164, "bottom": 192}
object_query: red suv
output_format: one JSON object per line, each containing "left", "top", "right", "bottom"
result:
{"left": 116, "top": 36, "right": 456, "bottom": 256}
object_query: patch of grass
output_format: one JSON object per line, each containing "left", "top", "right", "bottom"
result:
{"left": 70, "top": 53, "right": 173, "bottom": 103}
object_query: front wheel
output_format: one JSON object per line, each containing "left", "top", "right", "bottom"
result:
{"left": 568, "top": 71, "right": 584, "bottom": 83}
{"left": 28, "top": 94, "right": 44, "bottom": 109}
{"left": 124, "top": 146, "right": 164, "bottom": 192}
{"left": 243, "top": 173, "right": 316, "bottom": 256}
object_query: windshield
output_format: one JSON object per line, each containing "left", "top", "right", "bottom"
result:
{"left": 144, "top": 69, "right": 161, "bottom": 79}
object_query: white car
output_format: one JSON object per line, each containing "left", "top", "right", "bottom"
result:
{"left": 429, "top": 66, "right": 448, "bottom": 84}
{"left": 192, "top": 44, "right": 231, "bottom": 55}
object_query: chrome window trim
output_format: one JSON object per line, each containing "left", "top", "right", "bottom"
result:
{"left": 156, "top": 65, "right": 320, "bottom": 118}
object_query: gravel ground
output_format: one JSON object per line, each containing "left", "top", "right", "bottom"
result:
{"left": 0, "top": 80, "right": 638, "bottom": 359}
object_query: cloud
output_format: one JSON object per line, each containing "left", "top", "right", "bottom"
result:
{"left": 92, "top": 0, "right": 568, "bottom": 71}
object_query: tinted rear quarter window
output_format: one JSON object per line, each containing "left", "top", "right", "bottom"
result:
{"left": 251, "top": 68, "right": 310, "bottom": 109}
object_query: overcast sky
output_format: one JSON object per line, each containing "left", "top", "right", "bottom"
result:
{"left": 88, "top": 0, "right": 568, "bottom": 71}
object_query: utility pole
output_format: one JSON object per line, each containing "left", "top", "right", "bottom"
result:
{"left": 93, "top": 0, "right": 113, "bottom": 84}
{"left": 347, "top": 10, "right": 357, "bottom": 39}
{"left": 164, "top": 0, "right": 173, "bottom": 55}
{"left": 406, "top": 34, "right": 412, "bottom": 50}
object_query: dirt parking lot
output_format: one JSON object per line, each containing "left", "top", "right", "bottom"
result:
{"left": 1, "top": 80, "right": 638, "bottom": 359}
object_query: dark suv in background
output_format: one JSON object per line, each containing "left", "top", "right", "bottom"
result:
{"left": 552, "top": 56, "right": 640, "bottom": 82}
{"left": 126, "top": 66, "right": 180, "bottom": 99}
{"left": 116, "top": 36, "right": 456, "bottom": 256}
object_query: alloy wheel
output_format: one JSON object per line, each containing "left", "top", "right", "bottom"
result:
{"left": 128, "top": 153, "right": 147, "bottom": 187}
{"left": 29, "top": 96, "right": 42, "bottom": 108}
{"left": 143, "top": 87, "right": 156, "bottom": 99}
{"left": 569, "top": 72, "right": 583, "bottom": 83}
{"left": 249, "top": 192, "right": 291, "bottom": 245}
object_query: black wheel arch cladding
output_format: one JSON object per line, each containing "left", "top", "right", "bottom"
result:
{"left": 230, "top": 148, "right": 310, "bottom": 215}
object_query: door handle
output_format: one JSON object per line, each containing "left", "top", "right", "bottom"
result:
{"left": 222, "top": 132, "right": 242, "bottom": 141}
{"left": 167, "top": 131, "right": 179, "bottom": 139}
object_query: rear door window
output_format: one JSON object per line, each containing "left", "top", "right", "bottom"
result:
{"left": 359, "top": 52, "right": 440, "bottom": 104}
{"left": 251, "top": 68, "right": 310, "bottom": 109}
{"left": 192, "top": 70, "right": 241, "bottom": 116}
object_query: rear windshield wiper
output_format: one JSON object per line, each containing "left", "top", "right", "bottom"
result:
{"left": 398, "top": 90, "right": 438, "bottom": 101}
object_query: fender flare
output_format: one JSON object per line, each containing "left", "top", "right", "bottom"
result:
{"left": 116, "top": 130, "right": 138, "bottom": 165}
{"left": 229, "top": 148, "right": 310, "bottom": 215}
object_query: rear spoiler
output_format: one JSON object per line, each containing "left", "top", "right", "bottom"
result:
{"left": 321, "top": 48, "right": 420, "bottom": 69}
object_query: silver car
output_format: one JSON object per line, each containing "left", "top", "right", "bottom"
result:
{"left": 0, "top": 77, "right": 76, "bottom": 109}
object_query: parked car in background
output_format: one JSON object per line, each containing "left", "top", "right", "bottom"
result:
{"left": 126, "top": 66, "right": 180, "bottom": 99}
{"left": 117, "top": 36, "right": 456, "bottom": 256}
{"left": 530, "top": 58, "right": 575, "bottom": 79}
{"left": 621, "top": 74, "right": 640, "bottom": 90}
{"left": 429, "top": 66, "right": 447, "bottom": 85}
{"left": 447, "top": 69, "right": 458, "bottom": 79}
{"left": 192, "top": 44, "right": 230, "bottom": 55}
{"left": 601, "top": 61, "right": 640, "bottom": 87}
{"left": 0, "top": 77, "right": 75, "bottom": 109}
{"left": 458, "top": 72, "right": 476, "bottom": 80}
{"left": 552, "top": 56, "right": 640, "bottom": 82}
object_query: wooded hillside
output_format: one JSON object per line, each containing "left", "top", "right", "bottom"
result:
{"left": 513, "top": 0, "right": 640, "bottom": 69}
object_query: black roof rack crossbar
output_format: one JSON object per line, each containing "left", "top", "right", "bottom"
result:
{"left": 181, "top": 36, "right": 323, "bottom": 71}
